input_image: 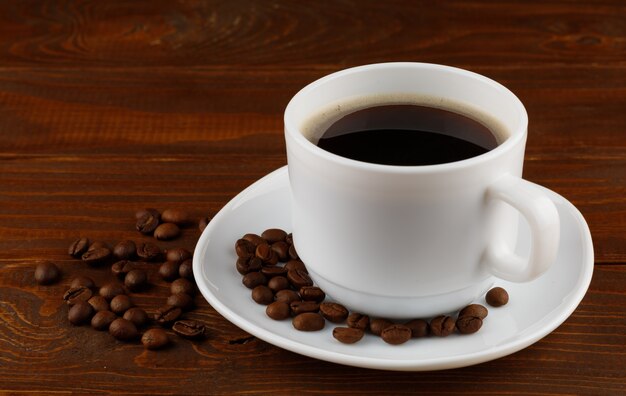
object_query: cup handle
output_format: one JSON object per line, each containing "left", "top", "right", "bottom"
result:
{"left": 483, "top": 174, "right": 560, "bottom": 282}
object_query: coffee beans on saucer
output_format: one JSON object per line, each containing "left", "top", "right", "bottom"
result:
{"left": 486, "top": 287, "right": 509, "bottom": 307}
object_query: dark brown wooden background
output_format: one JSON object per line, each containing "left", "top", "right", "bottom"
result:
{"left": 1, "top": 1, "right": 624, "bottom": 394}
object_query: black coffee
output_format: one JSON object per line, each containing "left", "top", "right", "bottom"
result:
{"left": 316, "top": 104, "right": 498, "bottom": 166}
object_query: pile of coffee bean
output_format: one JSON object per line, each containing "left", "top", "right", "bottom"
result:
{"left": 135, "top": 208, "right": 211, "bottom": 241}
{"left": 236, "top": 229, "right": 509, "bottom": 345}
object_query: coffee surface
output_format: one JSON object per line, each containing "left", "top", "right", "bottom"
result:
{"left": 316, "top": 104, "right": 498, "bottom": 166}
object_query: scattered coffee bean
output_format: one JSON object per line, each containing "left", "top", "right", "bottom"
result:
{"left": 68, "top": 238, "right": 90, "bottom": 258}
{"left": 242, "top": 233, "right": 265, "bottom": 246}
{"left": 159, "top": 261, "right": 180, "bottom": 281}
{"left": 459, "top": 304, "right": 488, "bottom": 319}
{"left": 109, "top": 318, "right": 138, "bottom": 341}
{"left": 165, "top": 248, "right": 192, "bottom": 264}
{"left": 271, "top": 241, "right": 289, "bottom": 262}
{"left": 456, "top": 315, "right": 483, "bottom": 334}
{"left": 242, "top": 272, "right": 267, "bottom": 289}
{"left": 268, "top": 276, "right": 290, "bottom": 292}
{"left": 274, "top": 289, "right": 300, "bottom": 304}
{"left": 154, "top": 305, "right": 182, "bottom": 325}
{"left": 261, "top": 228, "right": 287, "bottom": 244}
{"left": 112, "top": 240, "right": 136, "bottom": 260}
{"left": 179, "top": 259, "right": 193, "bottom": 280}
{"left": 293, "top": 312, "right": 325, "bottom": 331}
{"left": 404, "top": 319, "right": 429, "bottom": 338}
{"left": 319, "top": 302, "right": 349, "bottom": 323}
{"left": 430, "top": 315, "right": 456, "bottom": 337}
{"left": 198, "top": 216, "right": 210, "bottom": 232}
{"left": 110, "top": 294, "right": 133, "bottom": 314}
{"left": 288, "top": 245, "right": 299, "bottom": 260}
{"left": 171, "top": 278, "right": 195, "bottom": 295}
{"left": 370, "top": 319, "right": 393, "bottom": 336}
{"left": 486, "top": 287, "right": 509, "bottom": 307}
{"left": 124, "top": 269, "right": 147, "bottom": 291}
{"left": 299, "top": 286, "right": 325, "bottom": 303}
{"left": 333, "top": 327, "right": 365, "bottom": 344}
{"left": 251, "top": 285, "right": 274, "bottom": 305}
{"left": 136, "top": 210, "right": 160, "bottom": 234}
{"left": 161, "top": 208, "right": 191, "bottom": 225}
{"left": 347, "top": 313, "right": 370, "bottom": 331}
{"left": 381, "top": 324, "right": 412, "bottom": 345}
{"left": 63, "top": 286, "right": 93, "bottom": 306}
{"left": 68, "top": 301, "right": 94, "bottom": 325}
{"left": 236, "top": 256, "right": 262, "bottom": 275}
{"left": 91, "top": 310, "right": 117, "bottom": 330}
{"left": 290, "top": 300, "right": 320, "bottom": 315}
{"left": 81, "top": 248, "right": 111, "bottom": 265}
{"left": 287, "top": 269, "right": 313, "bottom": 289}
{"left": 111, "top": 260, "right": 137, "bottom": 278}
{"left": 88, "top": 241, "right": 109, "bottom": 251}
{"left": 142, "top": 328, "right": 170, "bottom": 350}
{"left": 99, "top": 282, "right": 126, "bottom": 301}
{"left": 123, "top": 307, "right": 148, "bottom": 327}
{"left": 88, "top": 296, "right": 110, "bottom": 312}
{"left": 167, "top": 293, "right": 194, "bottom": 311}
{"left": 261, "top": 266, "right": 287, "bottom": 278}
{"left": 154, "top": 223, "right": 181, "bottom": 240}
{"left": 35, "top": 261, "right": 60, "bottom": 285}
{"left": 255, "top": 243, "right": 275, "bottom": 263}
{"left": 173, "top": 320, "right": 207, "bottom": 339}
{"left": 135, "top": 208, "right": 160, "bottom": 221}
{"left": 235, "top": 239, "right": 256, "bottom": 259}
{"left": 284, "top": 260, "right": 307, "bottom": 273}
{"left": 266, "top": 301, "right": 291, "bottom": 320}
{"left": 70, "top": 276, "right": 95, "bottom": 289}
{"left": 136, "top": 242, "right": 161, "bottom": 261}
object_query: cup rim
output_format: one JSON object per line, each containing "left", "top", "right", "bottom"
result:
{"left": 284, "top": 62, "right": 528, "bottom": 174}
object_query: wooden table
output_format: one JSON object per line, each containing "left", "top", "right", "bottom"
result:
{"left": 1, "top": 1, "right": 624, "bottom": 394}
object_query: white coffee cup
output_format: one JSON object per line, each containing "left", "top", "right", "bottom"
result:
{"left": 284, "top": 63, "right": 560, "bottom": 318}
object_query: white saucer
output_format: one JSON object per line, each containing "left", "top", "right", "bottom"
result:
{"left": 193, "top": 166, "right": 594, "bottom": 371}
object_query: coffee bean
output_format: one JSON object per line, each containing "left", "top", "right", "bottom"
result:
{"left": 284, "top": 260, "right": 307, "bottom": 273}
{"left": 113, "top": 240, "right": 136, "bottom": 260}
{"left": 347, "top": 313, "right": 370, "bottom": 331}
{"left": 81, "top": 247, "right": 111, "bottom": 265}
{"left": 68, "top": 301, "right": 94, "bottom": 325}
{"left": 136, "top": 211, "right": 160, "bottom": 234}
{"left": 430, "top": 315, "right": 456, "bottom": 337}
{"left": 142, "top": 328, "right": 170, "bottom": 350}
{"left": 68, "top": 237, "right": 89, "bottom": 258}
{"left": 261, "top": 228, "right": 287, "bottom": 243}
{"left": 154, "top": 223, "right": 181, "bottom": 240}
{"left": 255, "top": 243, "right": 276, "bottom": 264}
{"left": 261, "top": 266, "right": 287, "bottom": 278}
{"left": 268, "top": 276, "right": 290, "bottom": 292}
{"left": 109, "top": 318, "right": 138, "bottom": 341}
{"left": 154, "top": 305, "right": 182, "bottom": 325}
{"left": 271, "top": 241, "right": 289, "bottom": 262}
{"left": 123, "top": 307, "right": 148, "bottom": 327}
{"left": 456, "top": 316, "right": 483, "bottom": 334}
{"left": 99, "top": 282, "right": 126, "bottom": 301}
{"left": 171, "top": 278, "right": 195, "bottom": 295}
{"left": 136, "top": 242, "right": 161, "bottom": 261}
{"left": 63, "top": 286, "right": 93, "bottom": 306}
{"left": 165, "top": 248, "right": 192, "bottom": 264}
{"left": 179, "top": 259, "right": 194, "bottom": 280}
{"left": 236, "top": 256, "right": 262, "bottom": 275}
{"left": 459, "top": 304, "right": 488, "bottom": 319}
{"left": 135, "top": 208, "right": 160, "bottom": 221}
{"left": 235, "top": 239, "right": 256, "bottom": 258}
{"left": 161, "top": 208, "right": 191, "bottom": 225}
{"left": 292, "top": 312, "right": 325, "bottom": 331}
{"left": 70, "top": 276, "right": 95, "bottom": 289}
{"left": 274, "top": 289, "right": 301, "bottom": 304}
{"left": 88, "top": 241, "right": 109, "bottom": 251}
{"left": 251, "top": 285, "right": 274, "bottom": 305}
{"left": 159, "top": 261, "right": 180, "bottom": 281}
{"left": 172, "top": 320, "right": 207, "bottom": 339}
{"left": 198, "top": 216, "right": 210, "bottom": 232}
{"left": 290, "top": 300, "right": 320, "bottom": 315}
{"left": 333, "top": 327, "right": 365, "bottom": 344}
{"left": 287, "top": 269, "right": 313, "bottom": 289}
{"left": 370, "top": 319, "right": 393, "bottom": 336}
{"left": 91, "top": 310, "right": 117, "bottom": 330}
{"left": 242, "top": 233, "right": 265, "bottom": 246}
{"left": 110, "top": 294, "right": 133, "bottom": 314}
{"left": 381, "top": 324, "right": 412, "bottom": 345}
{"left": 87, "top": 296, "right": 110, "bottom": 312}
{"left": 299, "top": 286, "right": 325, "bottom": 303}
{"left": 242, "top": 272, "right": 267, "bottom": 289}
{"left": 124, "top": 269, "right": 147, "bottom": 291}
{"left": 285, "top": 233, "right": 293, "bottom": 245}
{"left": 266, "top": 301, "right": 290, "bottom": 320}
{"left": 34, "top": 261, "right": 60, "bottom": 285}
{"left": 319, "top": 302, "right": 349, "bottom": 323}
{"left": 167, "top": 293, "right": 194, "bottom": 311}
{"left": 288, "top": 245, "right": 299, "bottom": 260}
{"left": 486, "top": 287, "right": 509, "bottom": 307}
{"left": 111, "top": 260, "right": 137, "bottom": 278}
{"left": 404, "top": 319, "right": 429, "bottom": 338}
